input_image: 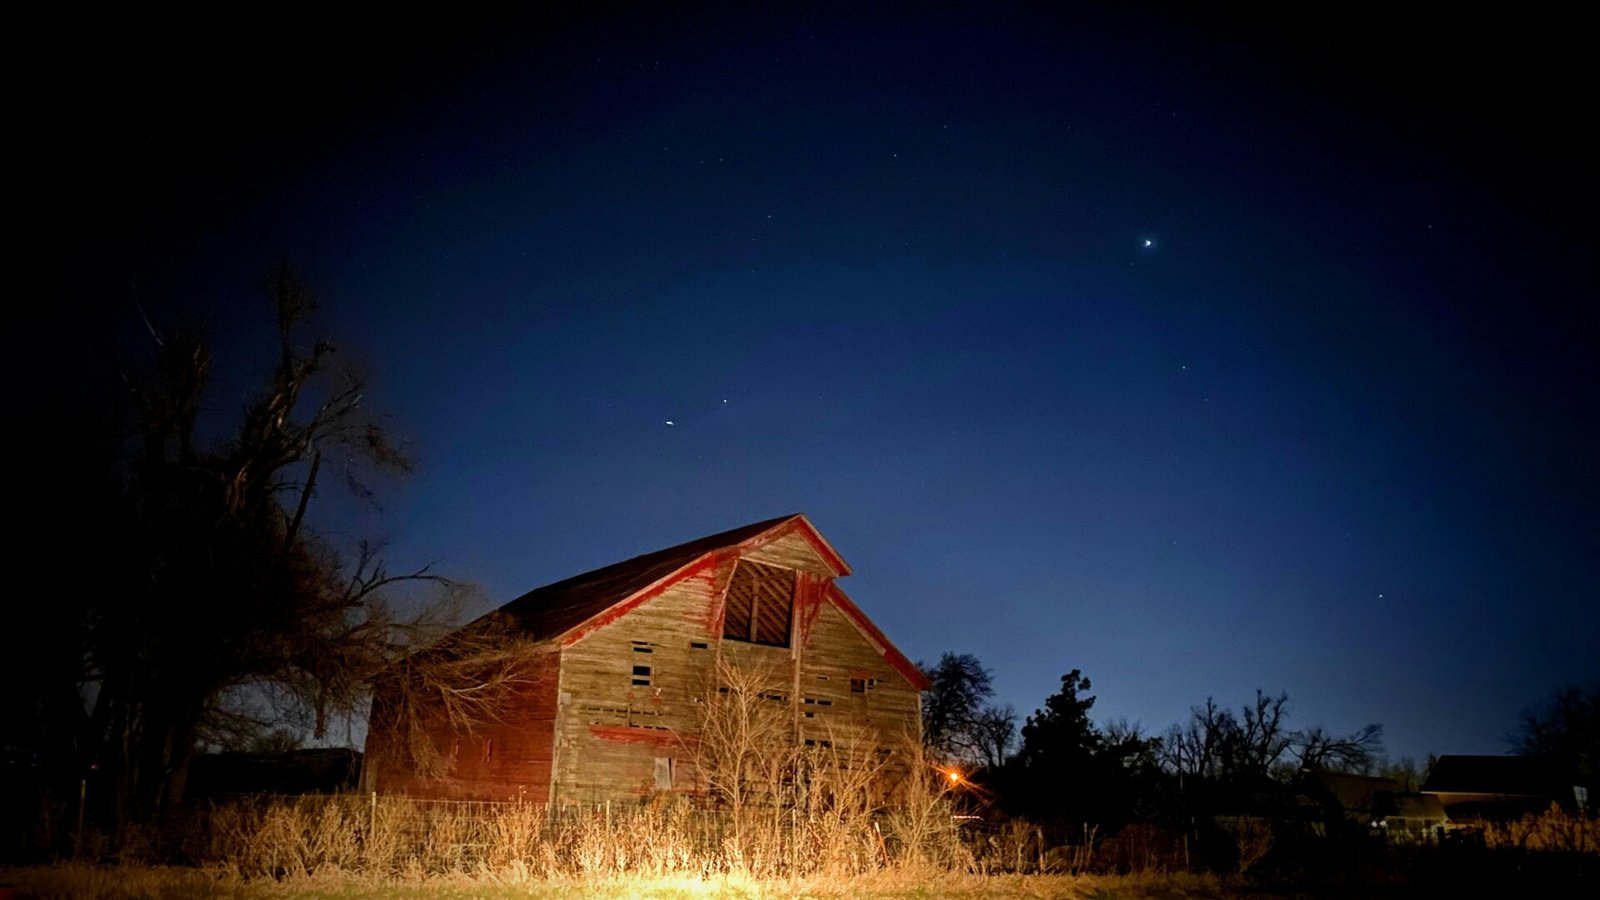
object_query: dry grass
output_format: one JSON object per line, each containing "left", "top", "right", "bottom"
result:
{"left": 0, "top": 863, "right": 1231, "bottom": 899}
{"left": 1476, "top": 804, "right": 1599, "bottom": 854}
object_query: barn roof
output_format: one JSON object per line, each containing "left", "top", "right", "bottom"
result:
{"left": 491, "top": 514, "right": 796, "bottom": 642}
{"left": 481, "top": 514, "right": 929, "bottom": 690}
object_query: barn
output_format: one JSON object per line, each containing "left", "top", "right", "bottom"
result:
{"left": 362, "top": 514, "right": 929, "bottom": 805}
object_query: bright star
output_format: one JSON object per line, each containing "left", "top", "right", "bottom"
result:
{"left": 1144, "top": 239, "right": 1153, "bottom": 248}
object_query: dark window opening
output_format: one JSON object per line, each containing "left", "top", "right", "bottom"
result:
{"left": 690, "top": 641, "right": 709, "bottom": 650}
{"left": 632, "top": 664, "right": 652, "bottom": 686}
{"left": 632, "top": 641, "right": 654, "bottom": 654}
{"left": 817, "top": 699, "right": 833, "bottom": 707}
{"left": 850, "top": 678, "right": 866, "bottom": 693}
{"left": 721, "top": 559, "right": 796, "bottom": 647}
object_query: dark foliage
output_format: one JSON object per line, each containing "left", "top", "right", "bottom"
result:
{"left": 920, "top": 652, "right": 998, "bottom": 764}
{"left": 5, "top": 270, "right": 468, "bottom": 834}
{"left": 1516, "top": 682, "right": 1600, "bottom": 791}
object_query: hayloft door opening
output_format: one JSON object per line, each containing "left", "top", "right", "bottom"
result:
{"left": 721, "top": 559, "right": 797, "bottom": 647}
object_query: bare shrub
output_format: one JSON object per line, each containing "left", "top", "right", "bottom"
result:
{"left": 879, "top": 742, "right": 970, "bottom": 873}
{"left": 1479, "top": 804, "right": 1600, "bottom": 854}
{"left": 1093, "top": 822, "right": 1187, "bottom": 874}
{"left": 1214, "top": 815, "right": 1273, "bottom": 873}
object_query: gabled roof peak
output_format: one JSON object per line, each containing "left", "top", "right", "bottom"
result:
{"left": 493, "top": 514, "right": 844, "bottom": 643}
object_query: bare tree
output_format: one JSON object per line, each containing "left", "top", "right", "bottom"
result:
{"left": 77, "top": 267, "right": 472, "bottom": 825}
{"left": 919, "top": 652, "right": 995, "bottom": 764}
{"left": 364, "top": 611, "right": 548, "bottom": 780}
{"left": 1292, "top": 724, "right": 1384, "bottom": 775}
{"left": 972, "top": 704, "right": 1018, "bottom": 769}
{"left": 1515, "top": 682, "right": 1599, "bottom": 788}
{"left": 1162, "top": 691, "right": 1291, "bottom": 783}
{"left": 691, "top": 654, "right": 803, "bottom": 853}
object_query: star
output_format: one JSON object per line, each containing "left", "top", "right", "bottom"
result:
{"left": 665, "top": 420, "right": 675, "bottom": 427}
{"left": 1143, "top": 239, "right": 1153, "bottom": 248}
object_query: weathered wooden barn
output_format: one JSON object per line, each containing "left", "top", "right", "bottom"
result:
{"left": 362, "top": 514, "right": 928, "bottom": 805}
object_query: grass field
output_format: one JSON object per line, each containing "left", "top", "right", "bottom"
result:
{"left": 1, "top": 866, "right": 1235, "bottom": 900}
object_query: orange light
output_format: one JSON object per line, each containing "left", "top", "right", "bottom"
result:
{"left": 947, "top": 770, "right": 961, "bottom": 783}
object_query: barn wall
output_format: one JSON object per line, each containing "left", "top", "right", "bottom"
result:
{"left": 553, "top": 557, "right": 727, "bottom": 805}
{"left": 552, "top": 551, "right": 922, "bottom": 805}
{"left": 365, "top": 647, "right": 562, "bottom": 802}
{"left": 799, "top": 603, "right": 922, "bottom": 758}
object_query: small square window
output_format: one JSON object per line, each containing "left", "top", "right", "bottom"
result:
{"left": 632, "top": 664, "right": 652, "bottom": 686}
{"left": 850, "top": 678, "right": 866, "bottom": 693}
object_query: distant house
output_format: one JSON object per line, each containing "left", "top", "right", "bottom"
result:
{"left": 362, "top": 514, "right": 928, "bottom": 805}
{"left": 1421, "top": 755, "right": 1573, "bottom": 821}
{"left": 1299, "top": 771, "right": 1445, "bottom": 837}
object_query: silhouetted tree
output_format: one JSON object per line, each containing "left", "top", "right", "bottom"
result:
{"left": 1516, "top": 682, "right": 1599, "bottom": 789}
{"left": 1009, "top": 670, "right": 1105, "bottom": 822}
{"left": 1292, "top": 723, "right": 1384, "bottom": 775}
{"left": 920, "top": 652, "right": 995, "bottom": 764}
{"left": 1017, "top": 670, "right": 1099, "bottom": 769}
{"left": 27, "top": 268, "right": 512, "bottom": 829}
{"left": 1377, "top": 756, "right": 1427, "bottom": 792}
{"left": 972, "top": 703, "right": 1018, "bottom": 769}
{"left": 1162, "top": 691, "right": 1291, "bottom": 786}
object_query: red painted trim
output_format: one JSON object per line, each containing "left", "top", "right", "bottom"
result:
{"left": 825, "top": 583, "right": 932, "bottom": 691}
{"left": 705, "top": 549, "right": 736, "bottom": 638}
{"left": 560, "top": 553, "right": 720, "bottom": 646}
{"left": 786, "top": 515, "right": 853, "bottom": 576}
{"left": 732, "top": 515, "right": 853, "bottom": 576}
{"left": 559, "top": 517, "right": 849, "bottom": 648}
{"left": 795, "top": 572, "right": 827, "bottom": 647}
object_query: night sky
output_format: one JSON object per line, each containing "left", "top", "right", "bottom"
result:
{"left": 28, "top": 5, "right": 1596, "bottom": 764}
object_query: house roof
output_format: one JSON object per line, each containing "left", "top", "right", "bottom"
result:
{"left": 1307, "top": 772, "right": 1406, "bottom": 812}
{"left": 1422, "top": 755, "right": 1562, "bottom": 797}
{"left": 480, "top": 515, "right": 927, "bottom": 690}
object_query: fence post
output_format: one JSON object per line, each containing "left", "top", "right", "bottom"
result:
{"left": 370, "top": 790, "right": 377, "bottom": 844}
{"left": 75, "top": 777, "right": 87, "bottom": 857}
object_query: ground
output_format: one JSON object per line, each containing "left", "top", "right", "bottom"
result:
{"left": 0, "top": 868, "right": 1246, "bottom": 900}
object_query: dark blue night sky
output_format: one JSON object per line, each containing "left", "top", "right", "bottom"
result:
{"left": 29, "top": 5, "right": 1596, "bottom": 764}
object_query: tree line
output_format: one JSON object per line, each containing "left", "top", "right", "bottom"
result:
{"left": 919, "top": 651, "right": 1595, "bottom": 832}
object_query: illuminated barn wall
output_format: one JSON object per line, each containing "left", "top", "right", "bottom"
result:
{"left": 363, "top": 515, "right": 928, "bottom": 805}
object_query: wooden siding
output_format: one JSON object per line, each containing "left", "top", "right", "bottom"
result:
{"left": 554, "top": 557, "right": 727, "bottom": 805}
{"left": 741, "top": 528, "right": 842, "bottom": 575}
{"left": 798, "top": 603, "right": 921, "bottom": 753}
{"left": 367, "top": 519, "right": 920, "bottom": 806}
{"left": 554, "top": 553, "right": 920, "bottom": 805}
{"left": 364, "top": 647, "right": 562, "bottom": 802}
